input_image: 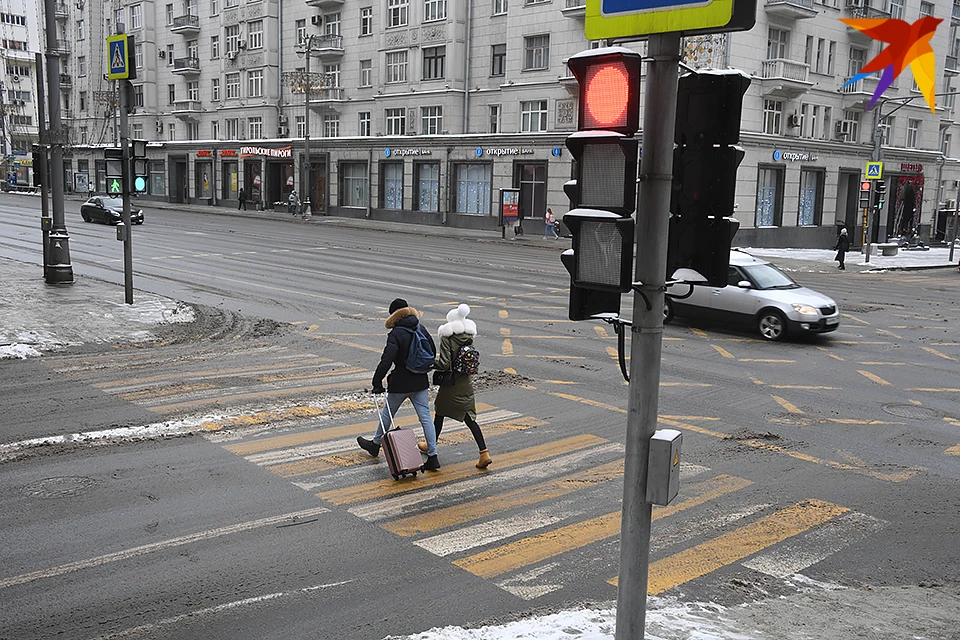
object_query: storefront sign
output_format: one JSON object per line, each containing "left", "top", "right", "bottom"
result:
{"left": 384, "top": 148, "right": 432, "bottom": 157}
{"left": 901, "top": 163, "right": 923, "bottom": 173}
{"left": 476, "top": 147, "right": 535, "bottom": 157}
{"left": 240, "top": 146, "right": 292, "bottom": 159}
{"left": 772, "top": 149, "right": 819, "bottom": 162}
{"left": 220, "top": 149, "right": 238, "bottom": 157}
{"left": 196, "top": 150, "right": 213, "bottom": 157}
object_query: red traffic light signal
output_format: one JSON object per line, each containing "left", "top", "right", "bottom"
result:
{"left": 568, "top": 47, "right": 642, "bottom": 135}
{"left": 860, "top": 181, "right": 871, "bottom": 191}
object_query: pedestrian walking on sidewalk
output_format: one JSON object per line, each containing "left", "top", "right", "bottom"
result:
{"left": 427, "top": 304, "right": 491, "bottom": 469}
{"left": 238, "top": 187, "right": 247, "bottom": 210}
{"left": 544, "top": 208, "right": 559, "bottom": 239}
{"left": 288, "top": 190, "right": 300, "bottom": 216}
{"left": 358, "top": 298, "right": 441, "bottom": 471}
{"left": 834, "top": 228, "right": 850, "bottom": 270}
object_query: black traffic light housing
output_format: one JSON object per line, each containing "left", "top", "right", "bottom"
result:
{"left": 104, "top": 148, "right": 124, "bottom": 195}
{"left": 858, "top": 181, "right": 872, "bottom": 209}
{"left": 565, "top": 132, "right": 638, "bottom": 215}
{"left": 875, "top": 179, "right": 887, "bottom": 209}
{"left": 130, "top": 139, "right": 148, "bottom": 193}
{"left": 561, "top": 250, "right": 623, "bottom": 321}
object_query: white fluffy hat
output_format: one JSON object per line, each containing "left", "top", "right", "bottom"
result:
{"left": 438, "top": 303, "right": 477, "bottom": 337}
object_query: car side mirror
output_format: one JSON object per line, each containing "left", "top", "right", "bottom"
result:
{"left": 737, "top": 280, "right": 751, "bottom": 288}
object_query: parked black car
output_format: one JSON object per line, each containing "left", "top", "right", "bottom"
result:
{"left": 80, "top": 196, "right": 144, "bottom": 225}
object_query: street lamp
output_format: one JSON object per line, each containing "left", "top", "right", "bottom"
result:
{"left": 295, "top": 35, "right": 325, "bottom": 220}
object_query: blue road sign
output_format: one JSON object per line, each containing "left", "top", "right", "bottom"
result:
{"left": 865, "top": 161, "right": 883, "bottom": 180}
{"left": 107, "top": 34, "right": 130, "bottom": 80}
{"left": 586, "top": 0, "right": 735, "bottom": 38}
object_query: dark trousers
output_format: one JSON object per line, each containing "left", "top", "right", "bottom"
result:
{"left": 434, "top": 414, "right": 486, "bottom": 451}
{"left": 238, "top": 200, "right": 246, "bottom": 210}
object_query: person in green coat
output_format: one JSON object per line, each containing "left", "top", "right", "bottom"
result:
{"left": 427, "top": 304, "right": 492, "bottom": 469}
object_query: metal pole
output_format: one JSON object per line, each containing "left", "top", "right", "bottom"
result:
{"left": 120, "top": 79, "right": 134, "bottom": 304}
{"left": 615, "top": 31, "right": 681, "bottom": 640}
{"left": 43, "top": 0, "right": 73, "bottom": 284}
{"left": 950, "top": 182, "right": 959, "bottom": 263}
{"left": 36, "top": 52, "right": 50, "bottom": 277}
{"left": 865, "top": 105, "right": 884, "bottom": 264}
{"left": 302, "top": 41, "right": 312, "bottom": 220}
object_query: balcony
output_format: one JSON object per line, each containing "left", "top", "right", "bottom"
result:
{"left": 758, "top": 58, "right": 813, "bottom": 98}
{"left": 54, "top": 2, "right": 69, "bottom": 19}
{"left": 172, "top": 100, "right": 202, "bottom": 120}
{"left": 561, "top": 0, "right": 586, "bottom": 18}
{"left": 559, "top": 73, "right": 579, "bottom": 95}
{"left": 945, "top": 54, "right": 960, "bottom": 76}
{"left": 305, "top": 0, "right": 344, "bottom": 8}
{"left": 308, "top": 87, "right": 345, "bottom": 110}
{"left": 59, "top": 73, "right": 72, "bottom": 88}
{"left": 170, "top": 14, "right": 200, "bottom": 35}
{"left": 311, "top": 34, "right": 343, "bottom": 59}
{"left": 764, "top": 0, "right": 818, "bottom": 19}
{"left": 840, "top": 75, "right": 880, "bottom": 106}
{"left": 843, "top": 0, "right": 890, "bottom": 20}
{"left": 172, "top": 56, "right": 201, "bottom": 75}
{"left": 54, "top": 39, "right": 71, "bottom": 56}
{"left": 953, "top": 1, "right": 960, "bottom": 24}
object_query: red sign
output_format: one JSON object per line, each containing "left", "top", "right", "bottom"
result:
{"left": 220, "top": 149, "right": 238, "bottom": 157}
{"left": 196, "top": 149, "right": 213, "bottom": 157}
{"left": 901, "top": 163, "right": 923, "bottom": 173}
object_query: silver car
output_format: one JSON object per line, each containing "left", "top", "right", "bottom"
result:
{"left": 664, "top": 251, "right": 840, "bottom": 341}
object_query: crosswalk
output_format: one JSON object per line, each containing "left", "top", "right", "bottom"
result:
{"left": 217, "top": 401, "right": 888, "bottom": 602}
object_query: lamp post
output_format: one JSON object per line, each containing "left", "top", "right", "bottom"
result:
{"left": 295, "top": 35, "right": 324, "bottom": 220}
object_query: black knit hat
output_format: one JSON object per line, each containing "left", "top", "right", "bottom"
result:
{"left": 389, "top": 298, "right": 408, "bottom": 314}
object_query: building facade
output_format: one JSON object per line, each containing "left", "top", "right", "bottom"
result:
{"left": 46, "top": 0, "right": 960, "bottom": 245}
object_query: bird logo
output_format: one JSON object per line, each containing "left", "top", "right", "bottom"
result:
{"left": 840, "top": 16, "right": 942, "bottom": 112}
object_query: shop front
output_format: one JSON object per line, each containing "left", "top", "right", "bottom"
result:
{"left": 220, "top": 149, "right": 239, "bottom": 203}
{"left": 241, "top": 145, "right": 292, "bottom": 210}
{"left": 888, "top": 163, "right": 925, "bottom": 239}
{"left": 194, "top": 150, "right": 215, "bottom": 203}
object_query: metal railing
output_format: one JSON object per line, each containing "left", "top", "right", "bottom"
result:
{"left": 765, "top": 0, "right": 815, "bottom": 9}
{"left": 172, "top": 14, "right": 200, "bottom": 29}
{"left": 760, "top": 58, "right": 809, "bottom": 82}
{"left": 173, "top": 56, "right": 201, "bottom": 72}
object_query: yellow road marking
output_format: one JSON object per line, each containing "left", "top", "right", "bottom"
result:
{"left": 711, "top": 345, "right": 735, "bottom": 359}
{"left": 150, "top": 379, "right": 369, "bottom": 414}
{"left": 857, "top": 370, "right": 893, "bottom": 386}
{"left": 549, "top": 392, "right": 626, "bottom": 414}
{"left": 659, "top": 417, "right": 729, "bottom": 439}
{"left": 661, "top": 382, "right": 712, "bottom": 387}
{"left": 257, "top": 366, "right": 367, "bottom": 383}
{"left": 386, "top": 459, "right": 626, "bottom": 537}
{"left": 769, "top": 385, "right": 838, "bottom": 390}
{"left": 499, "top": 309, "right": 509, "bottom": 319}
{"left": 638, "top": 499, "right": 848, "bottom": 595}
{"left": 739, "top": 359, "right": 796, "bottom": 363}
{"left": 309, "top": 335, "right": 383, "bottom": 353}
{"left": 500, "top": 327, "right": 511, "bottom": 336}
{"left": 771, "top": 395, "right": 804, "bottom": 414}
{"left": 502, "top": 338, "right": 514, "bottom": 356}
{"left": 921, "top": 346, "right": 958, "bottom": 362}
{"left": 946, "top": 444, "right": 960, "bottom": 456}
{"left": 859, "top": 362, "right": 914, "bottom": 366}
{"left": 877, "top": 328, "right": 903, "bottom": 339}
{"left": 120, "top": 382, "right": 217, "bottom": 401}
{"left": 455, "top": 474, "right": 752, "bottom": 579}
{"left": 843, "top": 313, "right": 870, "bottom": 325}
{"left": 905, "top": 388, "right": 960, "bottom": 392}
{"left": 223, "top": 403, "right": 499, "bottom": 453}
{"left": 606, "top": 346, "right": 619, "bottom": 360}
{"left": 503, "top": 367, "right": 517, "bottom": 374}
{"left": 201, "top": 400, "right": 370, "bottom": 432}
{"left": 744, "top": 440, "right": 918, "bottom": 482}
{"left": 544, "top": 380, "right": 579, "bottom": 385}
{"left": 750, "top": 376, "right": 765, "bottom": 385}
{"left": 317, "top": 434, "right": 607, "bottom": 506}
{"left": 691, "top": 328, "right": 708, "bottom": 338}
{"left": 92, "top": 357, "right": 336, "bottom": 388}
{"left": 816, "top": 346, "right": 844, "bottom": 361}
{"left": 594, "top": 326, "right": 610, "bottom": 338}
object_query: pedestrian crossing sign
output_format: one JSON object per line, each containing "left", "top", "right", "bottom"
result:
{"left": 106, "top": 34, "right": 134, "bottom": 80}
{"left": 866, "top": 161, "right": 883, "bottom": 180}
{"left": 108, "top": 178, "right": 122, "bottom": 195}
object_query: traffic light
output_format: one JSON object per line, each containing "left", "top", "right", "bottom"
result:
{"left": 104, "top": 148, "right": 124, "bottom": 196}
{"left": 666, "top": 70, "right": 751, "bottom": 287}
{"left": 130, "top": 139, "right": 147, "bottom": 193}
{"left": 875, "top": 180, "right": 887, "bottom": 210}
{"left": 561, "top": 47, "right": 642, "bottom": 321}
{"left": 859, "top": 181, "right": 872, "bottom": 209}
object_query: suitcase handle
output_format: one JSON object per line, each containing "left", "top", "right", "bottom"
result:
{"left": 372, "top": 393, "right": 398, "bottom": 432}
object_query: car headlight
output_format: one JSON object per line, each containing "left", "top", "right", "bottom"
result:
{"left": 791, "top": 304, "right": 818, "bottom": 316}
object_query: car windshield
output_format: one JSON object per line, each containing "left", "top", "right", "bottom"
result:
{"left": 742, "top": 263, "right": 799, "bottom": 290}
{"left": 100, "top": 197, "right": 123, "bottom": 209}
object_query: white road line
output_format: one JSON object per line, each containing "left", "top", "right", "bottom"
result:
{"left": 0, "top": 507, "right": 330, "bottom": 590}
{"left": 742, "top": 511, "right": 887, "bottom": 578}
{"left": 414, "top": 505, "right": 582, "bottom": 556}
{"left": 348, "top": 443, "right": 626, "bottom": 522}
{"left": 651, "top": 502, "right": 773, "bottom": 554}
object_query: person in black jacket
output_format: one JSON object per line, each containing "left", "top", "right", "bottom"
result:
{"left": 834, "top": 227, "right": 850, "bottom": 270}
{"left": 357, "top": 298, "right": 441, "bottom": 470}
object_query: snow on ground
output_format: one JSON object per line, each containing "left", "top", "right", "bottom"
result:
{"left": 741, "top": 245, "right": 958, "bottom": 270}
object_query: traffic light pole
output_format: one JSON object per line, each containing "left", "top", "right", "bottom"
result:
{"left": 119, "top": 79, "right": 134, "bottom": 304}
{"left": 615, "top": 31, "right": 681, "bottom": 640}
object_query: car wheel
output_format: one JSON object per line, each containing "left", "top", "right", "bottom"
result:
{"left": 663, "top": 297, "right": 675, "bottom": 324}
{"left": 757, "top": 309, "right": 787, "bottom": 341}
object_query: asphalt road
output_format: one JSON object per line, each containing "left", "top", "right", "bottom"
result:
{"left": 1, "top": 195, "right": 959, "bottom": 639}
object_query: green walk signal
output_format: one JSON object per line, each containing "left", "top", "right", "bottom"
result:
{"left": 108, "top": 178, "right": 123, "bottom": 195}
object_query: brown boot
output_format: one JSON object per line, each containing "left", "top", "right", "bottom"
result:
{"left": 476, "top": 449, "right": 492, "bottom": 469}
{"left": 418, "top": 441, "right": 428, "bottom": 453}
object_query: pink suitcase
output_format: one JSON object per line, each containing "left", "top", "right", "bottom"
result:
{"left": 374, "top": 395, "right": 422, "bottom": 480}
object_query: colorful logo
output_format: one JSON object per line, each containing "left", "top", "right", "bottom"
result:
{"left": 840, "top": 16, "right": 942, "bottom": 112}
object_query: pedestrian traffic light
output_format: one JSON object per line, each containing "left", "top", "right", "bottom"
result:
{"left": 561, "top": 249, "right": 623, "bottom": 321}
{"left": 859, "top": 181, "right": 872, "bottom": 209}
{"left": 666, "top": 70, "right": 751, "bottom": 287}
{"left": 875, "top": 180, "right": 887, "bottom": 209}
{"left": 104, "top": 148, "right": 124, "bottom": 196}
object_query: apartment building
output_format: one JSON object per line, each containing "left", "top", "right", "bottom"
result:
{"left": 48, "top": 0, "right": 960, "bottom": 244}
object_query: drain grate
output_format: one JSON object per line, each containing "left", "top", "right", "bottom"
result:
{"left": 881, "top": 403, "right": 943, "bottom": 420}
{"left": 21, "top": 476, "right": 97, "bottom": 499}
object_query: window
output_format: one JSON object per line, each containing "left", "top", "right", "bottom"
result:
{"left": 187, "top": 39, "right": 198, "bottom": 58}
{"left": 359, "top": 111, "right": 371, "bottom": 136}
{"left": 815, "top": 38, "right": 825, "bottom": 74}
{"left": 168, "top": 121, "right": 177, "bottom": 140}
{"left": 919, "top": 1, "right": 934, "bottom": 17}
{"left": 325, "top": 13, "right": 341, "bottom": 35}
{"left": 415, "top": 162, "right": 440, "bottom": 211}
{"left": 523, "top": 35, "right": 549, "bottom": 70}
{"left": 493, "top": 0, "right": 508, "bottom": 14}
{"left": 133, "top": 86, "right": 143, "bottom": 107}
{"left": 296, "top": 20, "right": 306, "bottom": 44}
{"left": 360, "top": 7, "right": 373, "bottom": 36}
{"left": 385, "top": 50, "right": 407, "bottom": 83}
{"left": 116, "top": 9, "right": 123, "bottom": 27}
{"left": 341, "top": 162, "right": 368, "bottom": 207}
{"left": 848, "top": 47, "right": 866, "bottom": 78}
{"left": 360, "top": 59, "right": 372, "bottom": 87}
{"left": 188, "top": 80, "right": 199, "bottom": 101}
{"left": 226, "top": 72, "right": 240, "bottom": 98}
{"left": 212, "top": 120, "right": 220, "bottom": 139}
{"left": 798, "top": 169, "right": 823, "bottom": 226}
{"left": 80, "top": 91, "right": 87, "bottom": 111}
{"left": 381, "top": 162, "right": 403, "bottom": 209}
{"left": 763, "top": 99, "right": 782, "bottom": 135}
{"left": 491, "top": 44, "right": 506, "bottom": 76}
{"left": 489, "top": 104, "right": 501, "bottom": 133}
{"left": 226, "top": 118, "right": 239, "bottom": 139}
{"left": 249, "top": 116, "right": 263, "bottom": 140}
{"left": 211, "top": 36, "right": 220, "bottom": 58}
{"left": 455, "top": 164, "right": 492, "bottom": 214}
{"left": 804, "top": 35, "right": 813, "bottom": 66}
{"left": 135, "top": 43, "right": 143, "bottom": 68}
{"left": 130, "top": 4, "right": 142, "bottom": 29}
{"left": 291, "top": 115, "right": 303, "bottom": 138}
{"left": 386, "top": 108, "right": 406, "bottom": 135}
{"left": 424, "top": 0, "right": 446, "bottom": 21}
{"left": 421, "top": 106, "right": 442, "bottom": 134}
{"left": 166, "top": 44, "right": 174, "bottom": 64}
{"left": 78, "top": 56, "right": 87, "bottom": 76}
{"left": 907, "top": 118, "right": 921, "bottom": 148}
{"left": 211, "top": 0, "right": 219, "bottom": 14}
{"left": 77, "top": 20, "right": 85, "bottom": 40}
{"left": 248, "top": 69, "right": 264, "bottom": 97}
{"left": 226, "top": 25, "right": 240, "bottom": 53}
{"left": 423, "top": 46, "right": 445, "bottom": 80}
{"left": 827, "top": 41, "right": 836, "bottom": 75}
{"left": 133, "top": 123, "right": 143, "bottom": 139}
{"left": 767, "top": 28, "right": 788, "bottom": 60}
{"left": 520, "top": 100, "right": 547, "bottom": 132}
{"left": 388, "top": 0, "right": 408, "bottom": 27}
{"left": 889, "top": 0, "right": 903, "bottom": 18}
{"left": 168, "top": 84, "right": 176, "bottom": 105}
{"left": 188, "top": 122, "right": 200, "bottom": 141}
{"left": 80, "top": 127, "right": 87, "bottom": 145}
{"left": 226, "top": 0, "right": 238, "bottom": 6}
{"left": 940, "top": 128, "right": 951, "bottom": 156}
{"left": 248, "top": 20, "right": 263, "bottom": 49}
{"left": 514, "top": 162, "right": 546, "bottom": 222}
{"left": 323, "top": 114, "right": 340, "bottom": 137}
{"left": 755, "top": 166, "right": 783, "bottom": 227}
{"left": 212, "top": 77, "right": 220, "bottom": 101}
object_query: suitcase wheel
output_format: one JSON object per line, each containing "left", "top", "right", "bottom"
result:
{"left": 391, "top": 473, "right": 399, "bottom": 480}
